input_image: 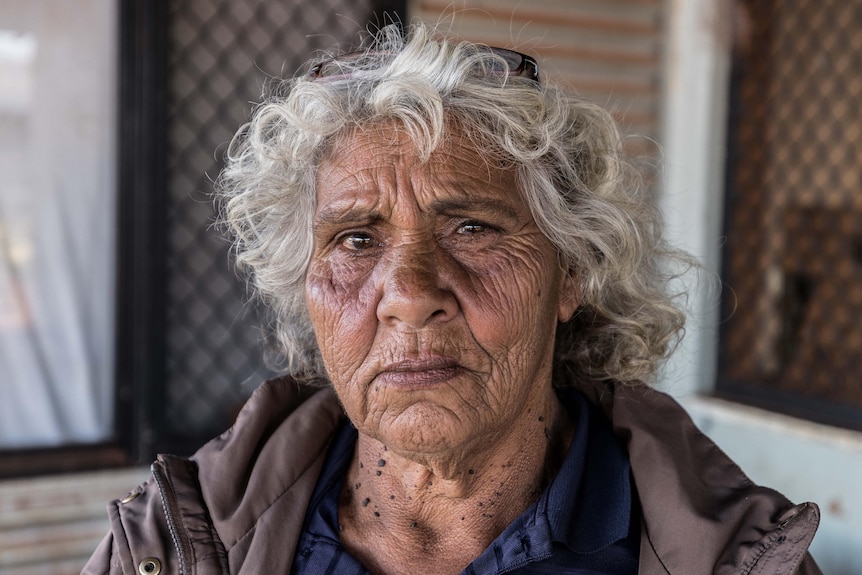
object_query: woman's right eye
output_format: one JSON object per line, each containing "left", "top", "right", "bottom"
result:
{"left": 338, "top": 232, "right": 376, "bottom": 251}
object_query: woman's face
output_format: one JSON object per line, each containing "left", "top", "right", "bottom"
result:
{"left": 305, "top": 124, "right": 578, "bottom": 457}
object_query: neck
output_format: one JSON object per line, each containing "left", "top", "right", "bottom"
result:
{"left": 338, "top": 390, "right": 574, "bottom": 575}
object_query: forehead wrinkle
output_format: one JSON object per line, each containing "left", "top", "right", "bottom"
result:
{"left": 420, "top": 157, "right": 524, "bottom": 223}
{"left": 316, "top": 156, "right": 402, "bottom": 225}
{"left": 318, "top": 123, "right": 525, "bottom": 226}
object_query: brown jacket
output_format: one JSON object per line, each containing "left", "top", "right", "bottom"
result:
{"left": 82, "top": 376, "right": 822, "bottom": 574}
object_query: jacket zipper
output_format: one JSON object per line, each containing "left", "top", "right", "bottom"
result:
{"left": 152, "top": 460, "right": 193, "bottom": 574}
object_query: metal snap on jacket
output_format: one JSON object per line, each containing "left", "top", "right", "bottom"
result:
{"left": 138, "top": 558, "right": 161, "bottom": 574}
{"left": 120, "top": 490, "right": 140, "bottom": 504}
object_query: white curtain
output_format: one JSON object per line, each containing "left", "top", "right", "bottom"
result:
{"left": 0, "top": 0, "right": 117, "bottom": 449}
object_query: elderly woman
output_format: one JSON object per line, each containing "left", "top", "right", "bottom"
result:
{"left": 84, "top": 23, "right": 821, "bottom": 575}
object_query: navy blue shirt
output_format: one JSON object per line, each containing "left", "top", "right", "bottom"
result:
{"left": 292, "top": 388, "right": 639, "bottom": 574}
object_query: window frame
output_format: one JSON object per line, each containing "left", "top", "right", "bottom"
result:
{"left": 113, "top": 0, "right": 171, "bottom": 464}
{"left": 0, "top": 0, "right": 169, "bottom": 478}
{"left": 712, "top": 1, "right": 862, "bottom": 433}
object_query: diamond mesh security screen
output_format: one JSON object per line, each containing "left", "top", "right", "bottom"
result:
{"left": 719, "top": 0, "right": 862, "bottom": 428}
{"left": 164, "top": 0, "right": 374, "bottom": 441}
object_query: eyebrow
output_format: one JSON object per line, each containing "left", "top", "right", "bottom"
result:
{"left": 427, "top": 197, "right": 521, "bottom": 223}
{"left": 313, "top": 206, "right": 382, "bottom": 230}
{"left": 313, "top": 197, "right": 522, "bottom": 230}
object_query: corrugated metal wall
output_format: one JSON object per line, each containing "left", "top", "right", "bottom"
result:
{"left": 0, "top": 468, "right": 149, "bottom": 574}
{"left": 408, "top": 0, "right": 666, "bottom": 159}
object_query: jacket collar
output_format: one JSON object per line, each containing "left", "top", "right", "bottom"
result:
{"left": 569, "top": 369, "right": 820, "bottom": 575}
{"left": 190, "top": 378, "right": 344, "bottom": 572}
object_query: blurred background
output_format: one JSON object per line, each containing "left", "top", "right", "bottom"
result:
{"left": 0, "top": 0, "right": 860, "bottom": 573}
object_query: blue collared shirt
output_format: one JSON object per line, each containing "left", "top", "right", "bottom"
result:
{"left": 292, "top": 388, "right": 639, "bottom": 574}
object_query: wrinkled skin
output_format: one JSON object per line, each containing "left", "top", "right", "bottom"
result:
{"left": 306, "top": 123, "right": 578, "bottom": 462}
{"left": 304, "top": 122, "right": 578, "bottom": 573}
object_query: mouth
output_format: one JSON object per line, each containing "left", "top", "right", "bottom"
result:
{"left": 375, "top": 357, "right": 463, "bottom": 389}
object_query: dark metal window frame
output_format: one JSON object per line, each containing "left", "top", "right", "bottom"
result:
{"left": 113, "top": 0, "right": 171, "bottom": 464}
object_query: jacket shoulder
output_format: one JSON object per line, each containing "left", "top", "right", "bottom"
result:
{"left": 744, "top": 501, "right": 822, "bottom": 575}
{"left": 572, "top": 375, "right": 821, "bottom": 574}
{"left": 82, "top": 378, "right": 341, "bottom": 575}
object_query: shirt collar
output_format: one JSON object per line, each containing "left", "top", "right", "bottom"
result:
{"left": 303, "top": 386, "right": 634, "bottom": 557}
{"left": 542, "top": 386, "right": 634, "bottom": 553}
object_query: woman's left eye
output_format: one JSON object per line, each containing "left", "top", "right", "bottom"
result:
{"left": 456, "top": 221, "right": 489, "bottom": 235}
{"left": 338, "top": 232, "right": 376, "bottom": 251}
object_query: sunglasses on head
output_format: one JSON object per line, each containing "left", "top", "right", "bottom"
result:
{"left": 308, "top": 46, "right": 539, "bottom": 84}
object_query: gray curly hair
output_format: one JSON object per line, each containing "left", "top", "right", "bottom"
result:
{"left": 218, "top": 22, "right": 686, "bottom": 385}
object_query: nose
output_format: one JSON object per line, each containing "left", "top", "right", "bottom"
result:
{"left": 376, "top": 244, "right": 458, "bottom": 328}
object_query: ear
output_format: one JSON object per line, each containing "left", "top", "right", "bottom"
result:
{"left": 557, "top": 268, "right": 580, "bottom": 323}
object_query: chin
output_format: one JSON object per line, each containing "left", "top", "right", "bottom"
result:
{"left": 372, "top": 403, "right": 479, "bottom": 455}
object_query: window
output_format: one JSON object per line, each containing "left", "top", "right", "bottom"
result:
{"left": 718, "top": 0, "right": 862, "bottom": 430}
{"left": 1, "top": 0, "right": 404, "bottom": 477}
{"left": 0, "top": 1, "right": 118, "bottom": 450}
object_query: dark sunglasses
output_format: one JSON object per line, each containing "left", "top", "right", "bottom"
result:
{"left": 308, "top": 46, "right": 539, "bottom": 84}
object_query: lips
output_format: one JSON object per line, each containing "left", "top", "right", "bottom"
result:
{"left": 375, "top": 357, "right": 463, "bottom": 389}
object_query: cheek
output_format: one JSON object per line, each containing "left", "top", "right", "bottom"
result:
{"left": 462, "top": 244, "right": 558, "bottom": 330}
{"left": 305, "top": 259, "right": 378, "bottom": 375}
{"left": 456, "top": 247, "right": 561, "bottom": 382}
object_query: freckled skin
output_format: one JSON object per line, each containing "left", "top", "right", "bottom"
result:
{"left": 305, "top": 123, "right": 579, "bottom": 574}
